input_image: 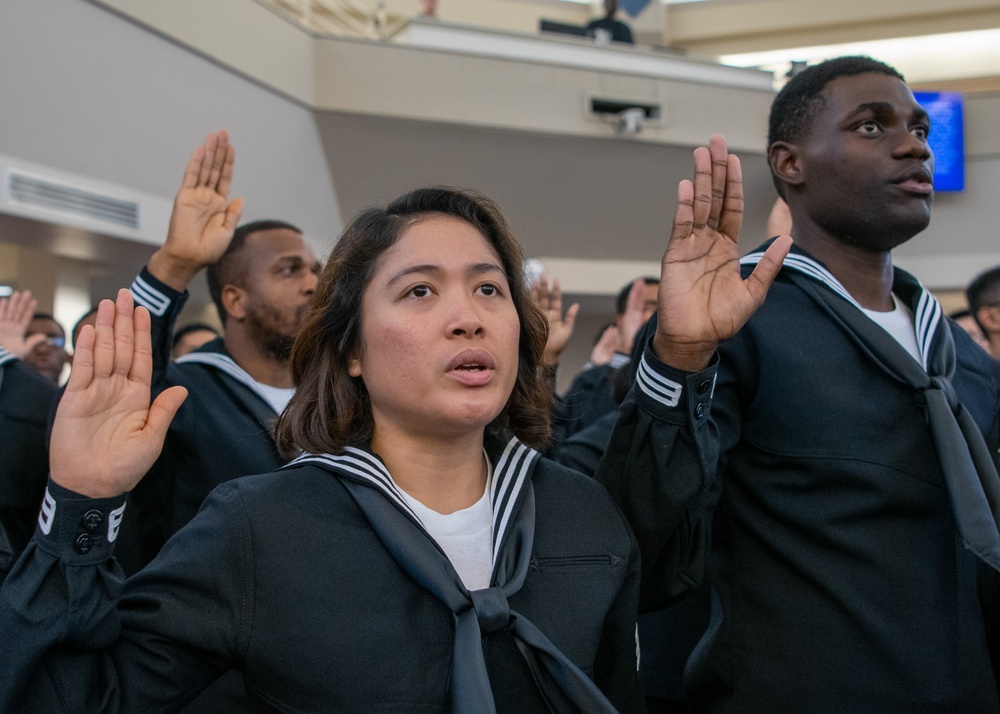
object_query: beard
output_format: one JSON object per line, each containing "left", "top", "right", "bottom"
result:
{"left": 245, "top": 301, "right": 306, "bottom": 362}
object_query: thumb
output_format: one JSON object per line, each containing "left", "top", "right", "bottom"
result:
{"left": 745, "top": 234, "right": 792, "bottom": 306}
{"left": 224, "top": 197, "right": 246, "bottom": 232}
{"left": 145, "top": 385, "right": 188, "bottom": 442}
{"left": 24, "top": 333, "right": 46, "bottom": 351}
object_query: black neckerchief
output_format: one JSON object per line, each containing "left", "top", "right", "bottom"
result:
{"left": 743, "top": 242, "right": 1000, "bottom": 573}
{"left": 286, "top": 433, "right": 617, "bottom": 713}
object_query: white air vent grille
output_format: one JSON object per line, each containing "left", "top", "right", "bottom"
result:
{"left": 6, "top": 171, "right": 140, "bottom": 230}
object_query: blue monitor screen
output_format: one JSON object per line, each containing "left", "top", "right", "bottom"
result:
{"left": 913, "top": 91, "right": 965, "bottom": 192}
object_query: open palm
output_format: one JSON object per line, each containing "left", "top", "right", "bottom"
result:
{"left": 654, "top": 135, "right": 791, "bottom": 371}
{"left": 50, "top": 290, "right": 187, "bottom": 498}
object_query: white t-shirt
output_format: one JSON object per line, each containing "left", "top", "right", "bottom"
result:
{"left": 860, "top": 294, "right": 921, "bottom": 364}
{"left": 396, "top": 457, "right": 494, "bottom": 591}
{"left": 253, "top": 383, "right": 296, "bottom": 414}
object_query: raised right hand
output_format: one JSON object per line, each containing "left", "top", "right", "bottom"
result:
{"left": 0, "top": 290, "right": 45, "bottom": 359}
{"left": 589, "top": 324, "right": 619, "bottom": 366}
{"left": 148, "top": 130, "right": 245, "bottom": 291}
{"left": 50, "top": 290, "right": 187, "bottom": 498}
{"left": 653, "top": 135, "right": 791, "bottom": 371}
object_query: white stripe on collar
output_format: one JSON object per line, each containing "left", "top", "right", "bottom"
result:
{"left": 287, "top": 447, "right": 422, "bottom": 523}
{"left": 174, "top": 351, "right": 284, "bottom": 413}
{"left": 288, "top": 437, "right": 539, "bottom": 567}
{"left": 741, "top": 249, "right": 940, "bottom": 371}
{"left": 0, "top": 346, "right": 16, "bottom": 368}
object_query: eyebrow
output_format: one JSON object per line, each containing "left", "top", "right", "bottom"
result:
{"left": 387, "top": 262, "right": 505, "bottom": 287}
{"left": 850, "top": 101, "right": 929, "bottom": 124}
{"left": 272, "top": 255, "right": 306, "bottom": 268}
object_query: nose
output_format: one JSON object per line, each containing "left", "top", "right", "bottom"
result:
{"left": 303, "top": 269, "right": 318, "bottom": 295}
{"left": 896, "top": 129, "right": 932, "bottom": 162}
{"left": 449, "top": 295, "right": 485, "bottom": 337}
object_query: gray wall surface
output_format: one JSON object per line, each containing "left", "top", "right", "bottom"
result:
{"left": 0, "top": 0, "right": 343, "bottom": 255}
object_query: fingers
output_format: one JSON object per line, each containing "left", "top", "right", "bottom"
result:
{"left": 548, "top": 278, "right": 563, "bottom": 313}
{"left": 91, "top": 298, "right": 117, "bottom": 378}
{"left": 1, "top": 289, "right": 37, "bottom": 329}
{"left": 627, "top": 279, "right": 644, "bottom": 313}
{"left": 206, "top": 130, "right": 229, "bottom": 190}
{"left": 196, "top": 132, "right": 219, "bottom": 186}
{"left": 717, "top": 154, "right": 744, "bottom": 241}
{"left": 673, "top": 135, "right": 735, "bottom": 241}
{"left": 216, "top": 141, "right": 236, "bottom": 199}
{"left": 690, "top": 145, "right": 714, "bottom": 232}
{"left": 24, "top": 334, "right": 46, "bottom": 352}
{"left": 64, "top": 322, "right": 96, "bottom": 392}
{"left": 182, "top": 131, "right": 232, "bottom": 193}
{"left": 112, "top": 289, "right": 136, "bottom": 377}
{"left": 668, "top": 179, "right": 695, "bottom": 246}
{"left": 128, "top": 305, "right": 153, "bottom": 387}
{"left": 563, "top": 302, "right": 579, "bottom": 331}
{"left": 706, "top": 135, "right": 729, "bottom": 231}
{"left": 181, "top": 146, "right": 205, "bottom": 191}
{"left": 744, "top": 234, "right": 792, "bottom": 305}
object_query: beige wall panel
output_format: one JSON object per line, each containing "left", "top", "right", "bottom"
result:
{"left": 313, "top": 39, "right": 774, "bottom": 152}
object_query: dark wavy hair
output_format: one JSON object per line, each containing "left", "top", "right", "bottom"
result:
{"left": 768, "top": 56, "right": 904, "bottom": 198}
{"left": 273, "top": 187, "right": 553, "bottom": 458}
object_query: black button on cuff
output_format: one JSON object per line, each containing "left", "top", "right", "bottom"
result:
{"left": 74, "top": 533, "right": 94, "bottom": 554}
{"left": 82, "top": 509, "right": 103, "bottom": 531}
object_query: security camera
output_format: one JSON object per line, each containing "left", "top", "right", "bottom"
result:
{"left": 616, "top": 107, "right": 645, "bottom": 135}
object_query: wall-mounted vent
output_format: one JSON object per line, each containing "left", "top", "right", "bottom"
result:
{"left": 6, "top": 171, "right": 140, "bottom": 230}
{"left": 589, "top": 98, "right": 661, "bottom": 120}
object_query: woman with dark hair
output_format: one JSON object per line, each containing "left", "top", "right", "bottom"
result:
{"left": 0, "top": 137, "right": 789, "bottom": 712}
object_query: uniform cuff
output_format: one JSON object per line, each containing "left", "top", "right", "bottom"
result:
{"left": 635, "top": 338, "right": 717, "bottom": 426}
{"left": 131, "top": 267, "right": 187, "bottom": 318}
{"left": 33, "top": 479, "right": 127, "bottom": 564}
{"left": 0, "top": 346, "right": 18, "bottom": 367}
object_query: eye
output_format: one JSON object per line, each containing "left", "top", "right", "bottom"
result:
{"left": 912, "top": 124, "right": 930, "bottom": 141}
{"left": 856, "top": 120, "right": 881, "bottom": 135}
{"left": 476, "top": 282, "right": 503, "bottom": 297}
{"left": 408, "top": 284, "right": 432, "bottom": 298}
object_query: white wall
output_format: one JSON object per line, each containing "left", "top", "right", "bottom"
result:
{"left": 0, "top": 0, "right": 343, "bottom": 255}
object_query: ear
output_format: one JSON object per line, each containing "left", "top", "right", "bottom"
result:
{"left": 976, "top": 305, "right": 1000, "bottom": 334}
{"left": 348, "top": 353, "right": 362, "bottom": 378}
{"left": 221, "top": 285, "right": 248, "bottom": 322}
{"left": 769, "top": 141, "right": 804, "bottom": 189}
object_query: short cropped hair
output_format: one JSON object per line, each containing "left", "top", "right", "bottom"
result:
{"left": 72, "top": 306, "right": 100, "bottom": 349}
{"left": 172, "top": 322, "right": 219, "bottom": 350}
{"left": 615, "top": 277, "right": 659, "bottom": 316}
{"left": 273, "top": 187, "right": 553, "bottom": 457}
{"left": 206, "top": 220, "right": 302, "bottom": 325}
{"left": 30, "top": 313, "right": 65, "bottom": 339}
{"left": 768, "top": 56, "right": 905, "bottom": 197}
{"left": 967, "top": 266, "right": 1000, "bottom": 331}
